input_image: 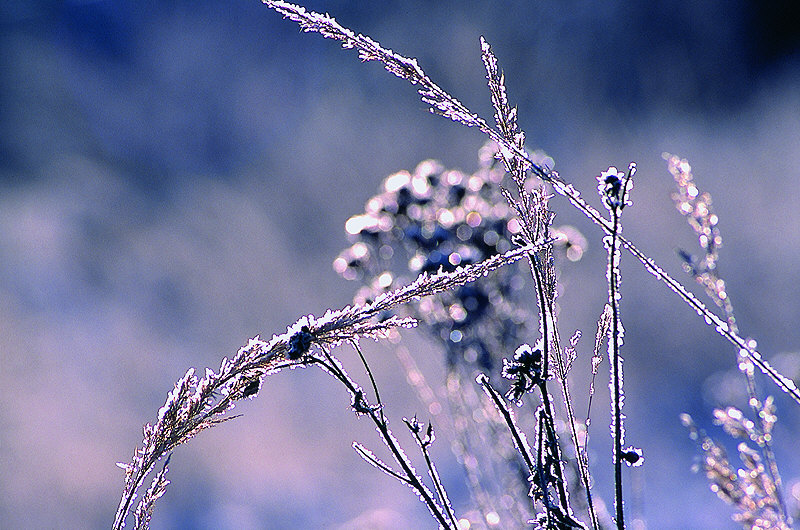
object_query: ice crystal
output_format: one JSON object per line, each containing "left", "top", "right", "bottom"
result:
{"left": 597, "top": 164, "right": 635, "bottom": 212}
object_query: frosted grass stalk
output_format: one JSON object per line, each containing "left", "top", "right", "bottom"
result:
{"left": 264, "top": 0, "right": 800, "bottom": 406}
{"left": 481, "top": 34, "right": 595, "bottom": 527}
{"left": 597, "top": 164, "right": 635, "bottom": 529}
{"left": 666, "top": 153, "right": 788, "bottom": 522}
{"left": 114, "top": 244, "right": 539, "bottom": 528}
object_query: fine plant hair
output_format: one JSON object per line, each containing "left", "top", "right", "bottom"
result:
{"left": 113, "top": 2, "right": 799, "bottom": 529}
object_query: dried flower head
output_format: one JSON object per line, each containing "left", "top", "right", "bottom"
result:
{"left": 335, "top": 144, "right": 533, "bottom": 372}
{"left": 597, "top": 164, "right": 635, "bottom": 212}
{"left": 502, "top": 341, "right": 544, "bottom": 405}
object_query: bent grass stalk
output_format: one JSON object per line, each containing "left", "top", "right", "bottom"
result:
{"left": 113, "top": 243, "right": 547, "bottom": 529}
{"left": 263, "top": 0, "right": 800, "bottom": 407}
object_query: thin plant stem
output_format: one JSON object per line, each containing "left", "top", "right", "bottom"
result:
{"left": 354, "top": 340, "right": 459, "bottom": 527}
{"left": 551, "top": 323, "right": 599, "bottom": 530}
{"left": 405, "top": 416, "right": 461, "bottom": 530}
{"left": 529, "top": 253, "right": 580, "bottom": 520}
{"left": 313, "top": 350, "right": 456, "bottom": 529}
{"left": 477, "top": 374, "right": 536, "bottom": 476}
{"left": 539, "top": 379, "right": 572, "bottom": 514}
{"left": 352, "top": 340, "right": 384, "bottom": 419}
{"left": 529, "top": 235, "right": 598, "bottom": 528}
{"left": 602, "top": 165, "right": 635, "bottom": 530}
{"left": 609, "top": 206, "right": 624, "bottom": 530}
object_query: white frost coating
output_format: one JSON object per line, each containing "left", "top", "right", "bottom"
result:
{"left": 354, "top": 442, "right": 390, "bottom": 470}
{"left": 359, "top": 428, "right": 447, "bottom": 524}
{"left": 157, "top": 368, "right": 195, "bottom": 422}
{"left": 475, "top": 373, "right": 534, "bottom": 475}
{"left": 608, "top": 356, "right": 626, "bottom": 446}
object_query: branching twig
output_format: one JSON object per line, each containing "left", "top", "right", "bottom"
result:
{"left": 311, "top": 349, "right": 456, "bottom": 529}
{"left": 404, "top": 416, "right": 460, "bottom": 529}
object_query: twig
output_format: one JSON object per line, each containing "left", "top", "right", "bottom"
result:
{"left": 312, "top": 349, "right": 456, "bottom": 529}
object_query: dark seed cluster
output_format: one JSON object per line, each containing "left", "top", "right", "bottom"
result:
{"left": 287, "top": 325, "right": 313, "bottom": 360}
{"left": 501, "top": 342, "right": 544, "bottom": 405}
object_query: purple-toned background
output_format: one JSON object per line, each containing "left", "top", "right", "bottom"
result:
{"left": 2, "top": 1, "right": 799, "bottom": 528}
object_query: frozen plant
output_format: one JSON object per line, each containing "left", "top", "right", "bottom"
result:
{"left": 668, "top": 154, "right": 789, "bottom": 527}
{"left": 113, "top": 238, "right": 549, "bottom": 529}
{"left": 113, "top": 2, "right": 800, "bottom": 529}
{"left": 334, "top": 140, "right": 593, "bottom": 524}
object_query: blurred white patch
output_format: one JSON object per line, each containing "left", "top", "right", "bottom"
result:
{"left": 333, "top": 508, "right": 410, "bottom": 530}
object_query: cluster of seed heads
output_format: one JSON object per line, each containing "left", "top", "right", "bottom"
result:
{"left": 334, "top": 145, "right": 537, "bottom": 371}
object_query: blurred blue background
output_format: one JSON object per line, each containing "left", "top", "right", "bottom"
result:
{"left": 2, "top": 0, "right": 800, "bottom": 528}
